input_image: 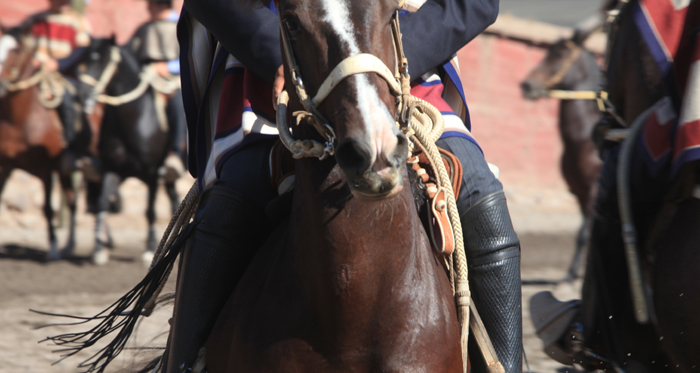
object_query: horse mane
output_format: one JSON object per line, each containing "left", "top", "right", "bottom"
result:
{"left": 118, "top": 44, "right": 143, "bottom": 74}
{"left": 602, "top": 0, "right": 619, "bottom": 12}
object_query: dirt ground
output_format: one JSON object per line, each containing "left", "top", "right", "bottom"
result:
{"left": 0, "top": 170, "right": 584, "bottom": 373}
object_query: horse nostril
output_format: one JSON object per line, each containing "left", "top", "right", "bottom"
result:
{"left": 336, "top": 138, "right": 372, "bottom": 177}
{"left": 520, "top": 81, "right": 533, "bottom": 94}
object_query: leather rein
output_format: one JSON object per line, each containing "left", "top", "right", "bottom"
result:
{"left": 275, "top": 9, "right": 412, "bottom": 160}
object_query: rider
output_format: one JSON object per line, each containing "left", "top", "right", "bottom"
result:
{"left": 20, "top": 0, "right": 92, "bottom": 167}
{"left": 128, "top": 0, "right": 187, "bottom": 179}
{"left": 167, "top": 1, "right": 522, "bottom": 372}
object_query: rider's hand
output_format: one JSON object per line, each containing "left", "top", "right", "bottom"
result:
{"left": 272, "top": 64, "right": 284, "bottom": 109}
{"left": 153, "top": 62, "right": 170, "bottom": 78}
{"left": 44, "top": 58, "right": 59, "bottom": 72}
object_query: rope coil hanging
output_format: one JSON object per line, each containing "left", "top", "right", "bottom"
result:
{"left": 78, "top": 46, "right": 181, "bottom": 107}
{"left": 6, "top": 66, "right": 69, "bottom": 109}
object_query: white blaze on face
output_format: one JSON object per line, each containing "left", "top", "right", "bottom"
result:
{"left": 321, "top": 0, "right": 399, "bottom": 169}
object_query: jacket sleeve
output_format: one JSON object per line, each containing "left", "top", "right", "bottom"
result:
{"left": 183, "top": 0, "right": 281, "bottom": 85}
{"left": 183, "top": 0, "right": 498, "bottom": 85}
{"left": 401, "top": 0, "right": 499, "bottom": 79}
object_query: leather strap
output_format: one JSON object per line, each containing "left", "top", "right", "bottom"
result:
{"left": 312, "top": 53, "right": 402, "bottom": 107}
{"left": 412, "top": 147, "right": 464, "bottom": 255}
{"left": 428, "top": 186, "right": 455, "bottom": 255}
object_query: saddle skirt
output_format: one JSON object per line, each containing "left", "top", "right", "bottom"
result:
{"left": 635, "top": 0, "right": 700, "bottom": 178}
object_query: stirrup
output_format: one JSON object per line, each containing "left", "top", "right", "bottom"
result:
{"left": 529, "top": 291, "right": 581, "bottom": 365}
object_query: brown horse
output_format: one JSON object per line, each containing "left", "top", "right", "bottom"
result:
{"left": 521, "top": 26, "right": 603, "bottom": 281}
{"left": 0, "top": 30, "right": 78, "bottom": 261}
{"left": 205, "top": 0, "right": 463, "bottom": 370}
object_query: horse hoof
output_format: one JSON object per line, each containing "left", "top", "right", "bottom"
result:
{"left": 61, "top": 246, "right": 75, "bottom": 259}
{"left": 46, "top": 250, "right": 61, "bottom": 262}
{"left": 141, "top": 251, "right": 155, "bottom": 268}
{"left": 93, "top": 250, "right": 110, "bottom": 265}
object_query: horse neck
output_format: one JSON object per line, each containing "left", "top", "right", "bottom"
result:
{"left": 107, "top": 47, "right": 143, "bottom": 96}
{"left": 289, "top": 159, "right": 441, "bottom": 329}
{"left": 0, "top": 84, "right": 46, "bottom": 125}
{"left": 558, "top": 52, "right": 602, "bottom": 143}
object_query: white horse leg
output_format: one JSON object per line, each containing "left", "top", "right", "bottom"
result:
{"left": 92, "top": 211, "right": 110, "bottom": 265}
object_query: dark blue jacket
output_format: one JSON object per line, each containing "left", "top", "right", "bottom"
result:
{"left": 182, "top": 0, "right": 498, "bottom": 85}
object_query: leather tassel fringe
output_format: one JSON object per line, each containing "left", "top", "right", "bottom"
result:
{"left": 32, "top": 223, "right": 196, "bottom": 373}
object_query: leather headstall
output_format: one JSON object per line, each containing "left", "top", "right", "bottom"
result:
{"left": 275, "top": 8, "right": 411, "bottom": 160}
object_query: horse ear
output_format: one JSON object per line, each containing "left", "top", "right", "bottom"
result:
{"left": 572, "top": 15, "right": 602, "bottom": 45}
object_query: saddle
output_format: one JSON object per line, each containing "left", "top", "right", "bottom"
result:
{"left": 269, "top": 140, "right": 463, "bottom": 254}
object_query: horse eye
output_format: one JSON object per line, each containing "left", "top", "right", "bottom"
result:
{"left": 284, "top": 18, "right": 301, "bottom": 34}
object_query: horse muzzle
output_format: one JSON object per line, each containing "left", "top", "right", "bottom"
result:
{"left": 520, "top": 80, "right": 549, "bottom": 100}
{"left": 336, "top": 132, "right": 408, "bottom": 199}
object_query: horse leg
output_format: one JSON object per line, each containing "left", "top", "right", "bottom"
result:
{"left": 0, "top": 167, "right": 10, "bottom": 202}
{"left": 92, "top": 172, "right": 121, "bottom": 265}
{"left": 165, "top": 180, "right": 180, "bottom": 216}
{"left": 141, "top": 178, "right": 159, "bottom": 265}
{"left": 41, "top": 172, "right": 60, "bottom": 261}
{"left": 563, "top": 214, "right": 590, "bottom": 282}
{"left": 59, "top": 172, "right": 78, "bottom": 258}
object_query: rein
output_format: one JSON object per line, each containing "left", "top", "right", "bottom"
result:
{"left": 275, "top": 8, "right": 479, "bottom": 372}
{"left": 79, "top": 46, "right": 180, "bottom": 110}
{"left": 541, "top": 37, "right": 628, "bottom": 128}
{"left": 4, "top": 65, "right": 72, "bottom": 109}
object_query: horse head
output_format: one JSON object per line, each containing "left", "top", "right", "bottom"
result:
{"left": 521, "top": 16, "right": 601, "bottom": 100}
{"left": 76, "top": 36, "right": 119, "bottom": 112}
{"left": 278, "top": 0, "right": 409, "bottom": 199}
{"left": 0, "top": 32, "right": 34, "bottom": 98}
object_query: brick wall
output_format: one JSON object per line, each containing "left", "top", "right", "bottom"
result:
{"left": 1, "top": 0, "right": 183, "bottom": 44}
{"left": 457, "top": 33, "right": 565, "bottom": 191}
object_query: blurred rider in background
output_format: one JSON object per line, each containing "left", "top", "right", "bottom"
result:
{"left": 20, "top": 0, "right": 92, "bottom": 168}
{"left": 128, "top": 0, "right": 187, "bottom": 179}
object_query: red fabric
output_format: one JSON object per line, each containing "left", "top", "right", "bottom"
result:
{"left": 31, "top": 20, "right": 78, "bottom": 50}
{"left": 216, "top": 70, "right": 245, "bottom": 135}
{"left": 410, "top": 81, "right": 453, "bottom": 113}
{"left": 643, "top": 109, "right": 672, "bottom": 160}
{"left": 640, "top": 0, "right": 688, "bottom": 59}
{"left": 243, "top": 69, "right": 275, "bottom": 120}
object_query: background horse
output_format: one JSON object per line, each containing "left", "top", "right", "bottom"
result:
{"left": 205, "top": 0, "right": 464, "bottom": 370}
{"left": 576, "top": 0, "right": 700, "bottom": 370}
{"left": 78, "top": 37, "right": 181, "bottom": 265}
{"left": 521, "top": 24, "right": 603, "bottom": 281}
{"left": 0, "top": 28, "right": 79, "bottom": 261}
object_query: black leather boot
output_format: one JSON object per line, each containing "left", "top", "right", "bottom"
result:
{"left": 461, "top": 190, "right": 522, "bottom": 373}
{"left": 163, "top": 186, "right": 270, "bottom": 373}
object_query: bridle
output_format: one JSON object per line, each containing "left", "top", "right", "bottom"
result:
{"left": 78, "top": 45, "right": 121, "bottom": 112}
{"left": 544, "top": 40, "right": 583, "bottom": 89}
{"left": 275, "top": 7, "right": 414, "bottom": 160}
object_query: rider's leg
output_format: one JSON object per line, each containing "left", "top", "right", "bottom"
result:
{"left": 56, "top": 83, "right": 77, "bottom": 146}
{"left": 163, "top": 89, "right": 187, "bottom": 180}
{"left": 163, "top": 139, "right": 278, "bottom": 373}
{"left": 166, "top": 89, "right": 186, "bottom": 159}
{"left": 436, "top": 136, "right": 523, "bottom": 373}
